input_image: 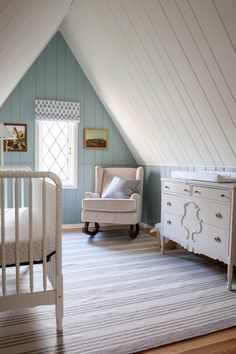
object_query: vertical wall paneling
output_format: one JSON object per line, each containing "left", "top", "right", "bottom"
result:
{"left": 95, "top": 97, "right": 103, "bottom": 164}
{"left": 45, "top": 39, "right": 57, "bottom": 98}
{"left": 56, "top": 35, "right": 66, "bottom": 99}
{"left": 0, "top": 32, "right": 137, "bottom": 224}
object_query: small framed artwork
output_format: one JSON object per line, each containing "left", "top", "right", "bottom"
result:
{"left": 84, "top": 128, "right": 108, "bottom": 149}
{"left": 4, "top": 123, "right": 27, "bottom": 152}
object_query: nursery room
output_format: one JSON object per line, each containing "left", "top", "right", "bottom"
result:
{"left": 1, "top": 0, "right": 236, "bottom": 353}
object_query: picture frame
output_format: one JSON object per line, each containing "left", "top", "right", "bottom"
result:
{"left": 4, "top": 123, "right": 27, "bottom": 152}
{"left": 84, "top": 128, "right": 108, "bottom": 149}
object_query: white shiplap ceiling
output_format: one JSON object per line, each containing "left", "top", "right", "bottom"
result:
{"left": 61, "top": 0, "right": 236, "bottom": 167}
{"left": 0, "top": 0, "right": 72, "bottom": 108}
{"left": 1, "top": 0, "right": 236, "bottom": 167}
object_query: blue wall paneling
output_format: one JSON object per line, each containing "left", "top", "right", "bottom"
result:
{"left": 0, "top": 32, "right": 136, "bottom": 224}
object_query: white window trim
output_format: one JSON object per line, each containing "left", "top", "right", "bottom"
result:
{"left": 35, "top": 121, "right": 78, "bottom": 189}
{"left": 68, "top": 122, "right": 78, "bottom": 189}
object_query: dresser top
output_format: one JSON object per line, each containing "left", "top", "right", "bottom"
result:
{"left": 161, "top": 178, "right": 236, "bottom": 189}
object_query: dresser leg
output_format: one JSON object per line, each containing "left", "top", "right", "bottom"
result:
{"left": 227, "top": 264, "right": 233, "bottom": 290}
{"left": 161, "top": 236, "right": 165, "bottom": 254}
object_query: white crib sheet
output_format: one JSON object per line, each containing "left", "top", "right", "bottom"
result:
{"left": 171, "top": 170, "right": 236, "bottom": 183}
{"left": 0, "top": 208, "right": 55, "bottom": 266}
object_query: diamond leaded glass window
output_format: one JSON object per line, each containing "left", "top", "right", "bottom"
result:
{"left": 36, "top": 121, "right": 77, "bottom": 188}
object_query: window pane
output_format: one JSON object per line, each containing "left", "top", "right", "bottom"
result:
{"left": 36, "top": 121, "right": 77, "bottom": 188}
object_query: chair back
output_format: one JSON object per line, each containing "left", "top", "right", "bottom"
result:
{"left": 95, "top": 166, "right": 143, "bottom": 196}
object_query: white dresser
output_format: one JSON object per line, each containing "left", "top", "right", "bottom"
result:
{"left": 161, "top": 178, "right": 236, "bottom": 289}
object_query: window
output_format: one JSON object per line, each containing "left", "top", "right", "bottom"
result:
{"left": 36, "top": 120, "right": 78, "bottom": 188}
{"left": 35, "top": 99, "right": 80, "bottom": 188}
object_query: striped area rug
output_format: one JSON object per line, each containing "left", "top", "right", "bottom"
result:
{"left": 1, "top": 231, "right": 236, "bottom": 353}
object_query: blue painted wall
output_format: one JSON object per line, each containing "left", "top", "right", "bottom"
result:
{"left": 0, "top": 32, "right": 136, "bottom": 224}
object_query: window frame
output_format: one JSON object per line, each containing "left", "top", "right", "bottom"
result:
{"left": 35, "top": 120, "right": 78, "bottom": 189}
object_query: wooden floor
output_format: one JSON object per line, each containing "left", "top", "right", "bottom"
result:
{"left": 142, "top": 327, "right": 236, "bottom": 354}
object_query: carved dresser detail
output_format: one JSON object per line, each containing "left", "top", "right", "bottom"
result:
{"left": 161, "top": 178, "right": 236, "bottom": 290}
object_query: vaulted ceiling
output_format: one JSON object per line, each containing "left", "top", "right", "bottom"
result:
{"left": 1, "top": 0, "right": 236, "bottom": 167}
{"left": 0, "top": 0, "right": 72, "bottom": 108}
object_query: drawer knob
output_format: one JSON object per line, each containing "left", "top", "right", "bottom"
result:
{"left": 215, "top": 212, "right": 223, "bottom": 219}
{"left": 167, "top": 220, "right": 172, "bottom": 225}
{"left": 194, "top": 190, "right": 200, "bottom": 194}
{"left": 165, "top": 185, "right": 170, "bottom": 189}
{"left": 220, "top": 194, "right": 225, "bottom": 198}
{"left": 184, "top": 188, "right": 189, "bottom": 192}
{"left": 167, "top": 202, "right": 172, "bottom": 206}
{"left": 214, "top": 236, "right": 221, "bottom": 243}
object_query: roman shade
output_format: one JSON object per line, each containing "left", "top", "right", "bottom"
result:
{"left": 35, "top": 99, "right": 80, "bottom": 122}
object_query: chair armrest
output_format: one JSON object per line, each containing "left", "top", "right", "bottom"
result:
{"left": 131, "top": 193, "right": 142, "bottom": 222}
{"left": 84, "top": 192, "right": 100, "bottom": 199}
{"left": 130, "top": 193, "right": 141, "bottom": 202}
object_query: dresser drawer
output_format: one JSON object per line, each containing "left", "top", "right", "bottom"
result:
{"left": 162, "top": 194, "right": 230, "bottom": 229}
{"left": 180, "top": 198, "right": 230, "bottom": 230}
{"left": 197, "top": 201, "right": 230, "bottom": 229}
{"left": 163, "top": 181, "right": 190, "bottom": 195}
{"left": 162, "top": 213, "right": 183, "bottom": 240}
{"left": 194, "top": 224, "right": 228, "bottom": 260}
{"left": 192, "top": 186, "right": 230, "bottom": 202}
{"left": 162, "top": 194, "right": 185, "bottom": 216}
{"left": 162, "top": 213, "right": 228, "bottom": 260}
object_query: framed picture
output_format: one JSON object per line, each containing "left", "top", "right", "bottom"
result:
{"left": 84, "top": 128, "right": 108, "bottom": 149}
{"left": 4, "top": 123, "right": 27, "bottom": 152}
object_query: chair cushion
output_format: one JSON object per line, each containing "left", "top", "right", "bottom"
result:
{"left": 101, "top": 176, "right": 141, "bottom": 199}
{"left": 82, "top": 198, "right": 137, "bottom": 212}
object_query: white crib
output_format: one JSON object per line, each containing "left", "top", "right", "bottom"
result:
{"left": 0, "top": 169, "right": 63, "bottom": 331}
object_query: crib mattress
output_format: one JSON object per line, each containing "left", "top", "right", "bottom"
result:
{"left": 0, "top": 208, "right": 55, "bottom": 266}
{"left": 171, "top": 170, "right": 236, "bottom": 183}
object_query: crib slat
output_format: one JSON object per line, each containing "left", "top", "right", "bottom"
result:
{"left": 4, "top": 178, "right": 8, "bottom": 208}
{"left": 15, "top": 178, "right": 20, "bottom": 294}
{"left": 12, "top": 178, "right": 24, "bottom": 208}
{"left": 12, "top": 178, "right": 15, "bottom": 208}
{"left": 56, "top": 184, "right": 62, "bottom": 272}
{"left": 55, "top": 180, "right": 63, "bottom": 330}
{"left": 29, "top": 178, "right": 34, "bottom": 292}
{"left": 42, "top": 178, "right": 47, "bottom": 291}
{"left": 21, "top": 178, "right": 24, "bottom": 208}
{"left": 0, "top": 170, "right": 63, "bottom": 331}
{"left": 1, "top": 178, "right": 6, "bottom": 296}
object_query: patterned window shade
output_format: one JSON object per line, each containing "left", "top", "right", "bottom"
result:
{"left": 35, "top": 99, "right": 80, "bottom": 122}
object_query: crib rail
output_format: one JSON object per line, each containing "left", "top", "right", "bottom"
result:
{"left": 0, "top": 170, "right": 63, "bottom": 330}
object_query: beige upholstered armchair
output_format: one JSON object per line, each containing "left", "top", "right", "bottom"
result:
{"left": 81, "top": 166, "right": 144, "bottom": 238}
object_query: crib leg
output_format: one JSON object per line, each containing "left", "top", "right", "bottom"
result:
{"left": 57, "top": 318, "right": 63, "bottom": 332}
{"left": 56, "top": 274, "right": 63, "bottom": 332}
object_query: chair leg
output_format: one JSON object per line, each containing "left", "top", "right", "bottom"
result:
{"left": 129, "top": 223, "right": 140, "bottom": 239}
{"left": 82, "top": 222, "right": 100, "bottom": 236}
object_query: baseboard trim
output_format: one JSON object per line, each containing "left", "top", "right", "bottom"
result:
{"left": 62, "top": 223, "right": 83, "bottom": 231}
{"left": 62, "top": 222, "right": 153, "bottom": 232}
{"left": 140, "top": 222, "right": 153, "bottom": 230}
{"left": 62, "top": 223, "right": 130, "bottom": 232}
